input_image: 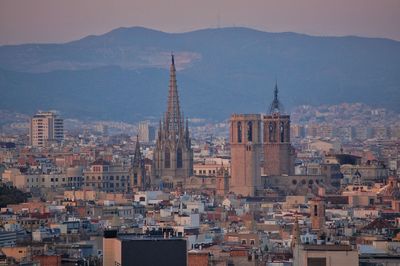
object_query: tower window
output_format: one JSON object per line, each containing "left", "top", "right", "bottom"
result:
{"left": 247, "top": 121, "right": 253, "bottom": 142}
{"left": 280, "top": 121, "right": 285, "bottom": 143}
{"left": 237, "top": 122, "right": 242, "bottom": 143}
{"left": 269, "top": 122, "right": 276, "bottom": 142}
{"left": 177, "top": 148, "right": 183, "bottom": 168}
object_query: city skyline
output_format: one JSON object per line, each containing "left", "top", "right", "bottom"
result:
{"left": 0, "top": 2, "right": 400, "bottom": 265}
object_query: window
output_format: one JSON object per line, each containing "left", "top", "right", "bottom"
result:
{"left": 165, "top": 148, "right": 171, "bottom": 168}
{"left": 280, "top": 121, "right": 285, "bottom": 143}
{"left": 241, "top": 239, "right": 247, "bottom": 245}
{"left": 237, "top": 122, "right": 242, "bottom": 143}
{"left": 369, "top": 198, "right": 374, "bottom": 205}
{"left": 250, "top": 239, "right": 255, "bottom": 245}
{"left": 247, "top": 121, "right": 253, "bottom": 142}
{"left": 177, "top": 148, "right": 183, "bottom": 168}
{"left": 269, "top": 122, "right": 275, "bottom": 142}
{"left": 307, "top": 258, "right": 326, "bottom": 266}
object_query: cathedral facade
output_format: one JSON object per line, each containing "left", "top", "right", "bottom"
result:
{"left": 152, "top": 55, "right": 193, "bottom": 188}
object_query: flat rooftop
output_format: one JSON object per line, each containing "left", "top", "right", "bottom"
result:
{"left": 302, "top": 244, "right": 353, "bottom": 251}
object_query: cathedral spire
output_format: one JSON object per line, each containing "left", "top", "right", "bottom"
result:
{"left": 165, "top": 53, "right": 182, "bottom": 133}
{"left": 269, "top": 80, "right": 284, "bottom": 114}
{"left": 152, "top": 54, "right": 193, "bottom": 184}
{"left": 133, "top": 135, "right": 142, "bottom": 168}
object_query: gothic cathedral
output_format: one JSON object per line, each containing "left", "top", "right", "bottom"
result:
{"left": 152, "top": 55, "right": 193, "bottom": 188}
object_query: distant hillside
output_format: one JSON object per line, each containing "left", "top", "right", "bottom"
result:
{"left": 0, "top": 27, "right": 399, "bottom": 121}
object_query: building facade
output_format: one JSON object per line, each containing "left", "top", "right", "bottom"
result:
{"left": 152, "top": 55, "right": 193, "bottom": 188}
{"left": 103, "top": 230, "right": 187, "bottom": 266}
{"left": 29, "top": 111, "right": 64, "bottom": 147}
{"left": 83, "top": 160, "right": 130, "bottom": 193}
{"left": 138, "top": 121, "right": 156, "bottom": 143}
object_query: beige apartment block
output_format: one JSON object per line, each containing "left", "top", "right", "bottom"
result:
{"left": 29, "top": 111, "right": 64, "bottom": 147}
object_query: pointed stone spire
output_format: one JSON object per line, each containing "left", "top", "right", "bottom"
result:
{"left": 185, "top": 117, "right": 190, "bottom": 146}
{"left": 133, "top": 135, "right": 142, "bottom": 168}
{"left": 269, "top": 80, "right": 284, "bottom": 114}
{"left": 165, "top": 53, "right": 182, "bottom": 133}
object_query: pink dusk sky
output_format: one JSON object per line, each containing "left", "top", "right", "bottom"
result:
{"left": 0, "top": 0, "right": 399, "bottom": 45}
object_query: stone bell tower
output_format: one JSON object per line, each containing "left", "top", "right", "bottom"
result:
{"left": 263, "top": 82, "right": 295, "bottom": 176}
{"left": 230, "top": 114, "right": 262, "bottom": 196}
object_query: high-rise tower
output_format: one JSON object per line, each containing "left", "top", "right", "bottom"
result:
{"left": 230, "top": 114, "right": 262, "bottom": 196}
{"left": 263, "top": 82, "right": 295, "bottom": 176}
{"left": 29, "top": 111, "right": 64, "bottom": 147}
{"left": 153, "top": 55, "right": 193, "bottom": 188}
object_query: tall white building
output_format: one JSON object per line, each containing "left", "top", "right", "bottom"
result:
{"left": 29, "top": 111, "right": 64, "bottom": 147}
{"left": 138, "top": 121, "right": 155, "bottom": 143}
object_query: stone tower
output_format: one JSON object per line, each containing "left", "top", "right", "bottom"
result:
{"left": 216, "top": 164, "right": 230, "bottom": 196}
{"left": 263, "top": 82, "right": 295, "bottom": 176}
{"left": 153, "top": 54, "right": 193, "bottom": 188}
{"left": 230, "top": 114, "right": 262, "bottom": 196}
{"left": 131, "top": 135, "right": 146, "bottom": 191}
{"left": 309, "top": 197, "right": 325, "bottom": 231}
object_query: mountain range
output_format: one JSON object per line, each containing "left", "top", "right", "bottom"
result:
{"left": 0, "top": 27, "right": 399, "bottom": 122}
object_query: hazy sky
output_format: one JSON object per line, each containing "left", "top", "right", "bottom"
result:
{"left": 1, "top": 0, "right": 400, "bottom": 45}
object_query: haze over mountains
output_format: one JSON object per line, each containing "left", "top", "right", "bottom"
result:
{"left": 0, "top": 27, "right": 399, "bottom": 122}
